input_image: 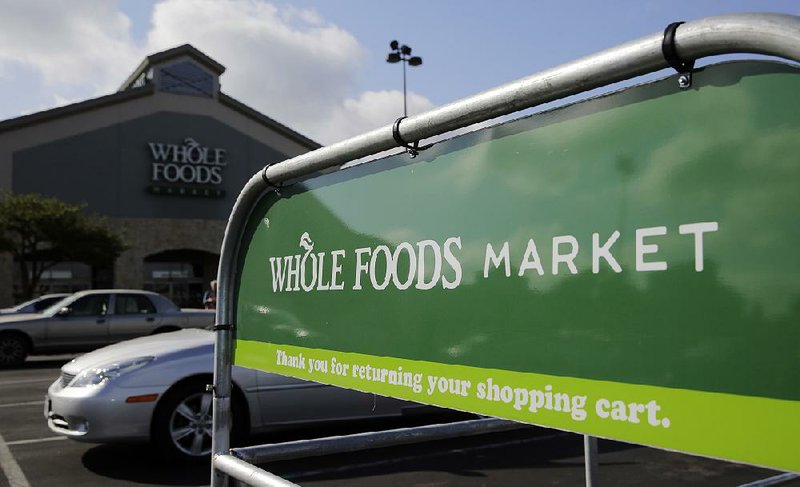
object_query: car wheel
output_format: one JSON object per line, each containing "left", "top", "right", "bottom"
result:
{"left": 0, "top": 333, "right": 28, "bottom": 367}
{"left": 153, "top": 379, "right": 245, "bottom": 462}
{"left": 153, "top": 380, "right": 214, "bottom": 461}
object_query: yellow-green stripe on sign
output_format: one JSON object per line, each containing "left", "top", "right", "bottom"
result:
{"left": 237, "top": 340, "right": 800, "bottom": 472}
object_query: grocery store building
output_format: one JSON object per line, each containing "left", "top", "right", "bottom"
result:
{"left": 0, "top": 44, "right": 320, "bottom": 307}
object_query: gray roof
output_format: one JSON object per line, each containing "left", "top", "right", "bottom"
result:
{"left": 0, "top": 44, "right": 321, "bottom": 150}
{"left": 119, "top": 44, "right": 226, "bottom": 92}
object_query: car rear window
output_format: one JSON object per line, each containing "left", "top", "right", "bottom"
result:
{"left": 115, "top": 294, "right": 157, "bottom": 315}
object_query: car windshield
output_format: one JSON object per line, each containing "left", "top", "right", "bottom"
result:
{"left": 8, "top": 296, "right": 42, "bottom": 312}
{"left": 41, "top": 295, "right": 78, "bottom": 316}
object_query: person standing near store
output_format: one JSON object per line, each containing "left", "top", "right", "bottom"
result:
{"left": 203, "top": 280, "right": 217, "bottom": 309}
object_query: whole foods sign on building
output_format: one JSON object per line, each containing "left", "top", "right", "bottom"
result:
{"left": 233, "top": 62, "right": 800, "bottom": 472}
{"left": 147, "top": 137, "right": 227, "bottom": 197}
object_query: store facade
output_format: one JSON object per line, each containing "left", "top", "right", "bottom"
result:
{"left": 0, "top": 45, "right": 319, "bottom": 307}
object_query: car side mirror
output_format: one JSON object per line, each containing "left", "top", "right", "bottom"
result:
{"left": 57, "top": 307, "right": 72, "bottom": 317}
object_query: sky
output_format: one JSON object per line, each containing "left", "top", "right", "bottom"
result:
{"left": 0, "top": 0, "right": 798, "bottom": 145}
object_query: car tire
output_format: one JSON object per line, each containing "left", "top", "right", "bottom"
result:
{"left": 152, "top": 378, "right": 245, "bottom": 462}
{"left": 151, "top": 326, "right": 179, "bottom": 335}
{"left": 0, "top": 333, "right": 28, "bottom": 367}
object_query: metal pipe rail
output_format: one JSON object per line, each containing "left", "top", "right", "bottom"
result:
{"left": 214, "top": 454, "right": 299, "bottom": 487}
{"left": 231, "top": 417, "right": 524, "bottom": 464}
{"left": 214, "top": 418, "right": 524, "bottom": 486}
{"left": 261, "top": 13, "right": 800, "bottom": 185}
{"left": 212, "top": 13, "right": 800, "bottom": 487}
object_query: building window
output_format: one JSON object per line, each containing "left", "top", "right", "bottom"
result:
{"left": 148, "top": 263, "right": 193, "bottom": 280}
{"left": 12, "top": 261, "right": 92, "bottom": 300}
{"left": 159, "top": 61, "right": 214, "bottom": 97}
{"left": 132, "top": 68, "right": 153, "bottom": 89}
{"left": 143, "top": 249, "right": 219, "bottom": 308}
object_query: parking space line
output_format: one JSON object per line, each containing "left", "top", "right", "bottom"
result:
{"left": 0, "top": 401, "right": 43, "bottom": 409}
{"left": 0, "top": 431, "right": 30, "bottom": 487}
{"left": 6, "top": 437, "right": 67, "bottom": 447}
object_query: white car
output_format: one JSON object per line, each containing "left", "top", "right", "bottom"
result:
{"left": 45, "top": 328, "right": 423, "bottom": 461}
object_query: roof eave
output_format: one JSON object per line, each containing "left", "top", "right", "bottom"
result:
{"left": 219, "top": 92, "right": 321, "bottom": 150}
{"left": 0, "top": 85, "right": 155, "bottom": 134}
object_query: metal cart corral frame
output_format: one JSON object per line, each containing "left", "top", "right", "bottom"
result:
{"left": 210, "top": 13, "right": 800, "bottom": 487}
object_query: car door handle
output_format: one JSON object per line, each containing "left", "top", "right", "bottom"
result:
{"left": 96, "top": 319, "right": 106, "bottom": 324}
{"left": 146, "top": 317, "right": 155, "bottom": 322}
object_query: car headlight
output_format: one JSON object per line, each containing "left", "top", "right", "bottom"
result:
{"left": 69, "top": 357, "right": 155, "bottom": 388}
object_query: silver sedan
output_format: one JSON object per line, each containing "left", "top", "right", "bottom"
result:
{"left": 0, "top": 293, "right": 70, "bottom": 315}
{"left": 0, "top": 289, "right": 214, "bottom": 366}
{"left": 45, "top": 328, "right": 421, "bottom": 461}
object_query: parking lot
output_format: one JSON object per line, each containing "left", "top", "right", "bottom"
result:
{"left": 2, "top": 356, "right": 798, "bottom": 487}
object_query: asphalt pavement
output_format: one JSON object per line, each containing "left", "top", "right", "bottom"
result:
{"left": 1, "top": 356, "right": 798, "bottom": 487}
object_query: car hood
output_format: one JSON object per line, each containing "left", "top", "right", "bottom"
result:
{"left": 64, "top": 328, "right": 214, "bottom": 372}
{"left": 0, "top": 313, "right": 46, "bottom": 324}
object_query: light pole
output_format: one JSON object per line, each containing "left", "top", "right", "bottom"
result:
{"left": 386, "top": 40, "right": 422, "bottom": 117}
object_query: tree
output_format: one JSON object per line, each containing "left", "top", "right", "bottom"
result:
{"left": 0, "top": 193, "right": 127, "bottom": 300}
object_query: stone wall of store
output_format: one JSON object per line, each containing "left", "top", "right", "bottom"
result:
{"left": 0, "top": 218, "right": 227, "bottom": 307}
{"left": 111, "top": 217, "right": 227, "bottom": 290}
{"left": 0, "top": 255, "right": 11, "bottom": 307}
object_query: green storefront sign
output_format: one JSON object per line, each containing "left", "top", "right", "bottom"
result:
{"left": 233, "top": 61, "right": 800, "bottom": 472}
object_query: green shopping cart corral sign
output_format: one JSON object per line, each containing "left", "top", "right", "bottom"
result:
{"left": 233, "top": 61, "right": 800, "bottom": 472}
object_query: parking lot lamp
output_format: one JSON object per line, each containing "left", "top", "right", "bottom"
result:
{"left": 386, "top": 40, "right": 423, "bottom": 117}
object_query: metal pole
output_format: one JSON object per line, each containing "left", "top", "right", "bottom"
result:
{"left": 584, "top": 435, "right": 599, "bottom": 487}
{"left": 211, "top": 176, "right": 266, "bottom": 487}
{"left": 402, "top": 56, "right": 408, "bottom": 117}
{"left": 210, "top": 326, "right": 232, "bottom": 487}
{"left": 737, "top": 473, "right": 800, "bottom": 487}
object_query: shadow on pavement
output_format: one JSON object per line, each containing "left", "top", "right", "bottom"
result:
{"left": 82, "top": 444, "right": 210, "bottom": 486}
{"left": 73, "top": 412, "right": 790, "bottom": 487}
{"left": 76, "top": 414, "right": 474, "bottom": 486}
{"left": 265, "top": 429, "right": 634, "bottom": 483}
{"left": 241, "top": 413, "right": 638, "bottom": 483}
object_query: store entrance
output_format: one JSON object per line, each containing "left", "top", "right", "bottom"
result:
{"left": 143, "top": 249, "right": 219, "bottom": 308}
